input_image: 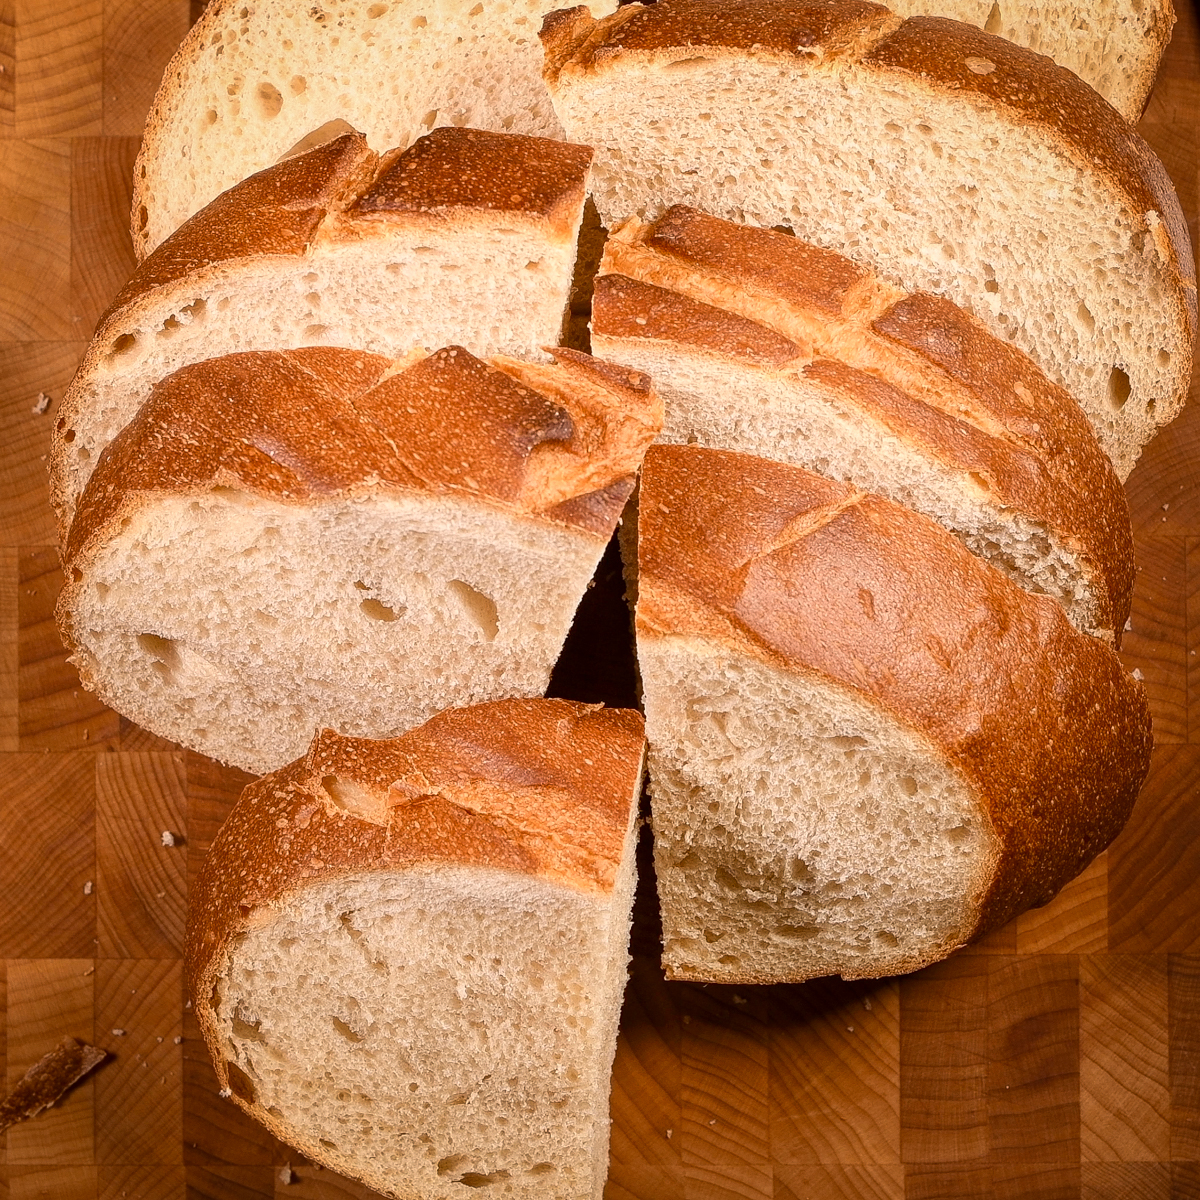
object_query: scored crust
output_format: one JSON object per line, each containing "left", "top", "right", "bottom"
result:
{"left": 591, "top": 206, "right": 1136, "bottom": 638}
{"left": 635, "top": 443, "right": 1152, "bottom": 944}
{"left": 185, "top": 698, "right": 646, "bottom": 1094}
{"left": 59, "top": 344, "right": 660, "bottom": 587}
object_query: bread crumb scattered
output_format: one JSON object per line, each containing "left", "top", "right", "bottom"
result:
{"left": 83, "top": 880, "right": 93, "bottom": 895}
{"left": 111, "top": 1029, "right": 127, "bottom": 1037}
{"left": 279, "top": 1164, "right": 294, "bottom": 1185}
{"left": 174, "top": 1037, "right": 183, "bottom": 1045}
{"left": 1132, "top": 668, "right": 1144, "bottom": 680}
{"left": 31, "top": 392, "right": 51, "bottom": 414}
{"left": 665, "top": 1128, "right": 672, "bottom": 1139}
{"left": 161, "top": 830, "right": 178, "bottom": 847}
{"left": 219, "top": 1087, "right": 232, "bottom": 1098}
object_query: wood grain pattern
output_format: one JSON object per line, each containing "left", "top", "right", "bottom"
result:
{"left": 0, "top": 0, "right": 1197, "bottom": 1197}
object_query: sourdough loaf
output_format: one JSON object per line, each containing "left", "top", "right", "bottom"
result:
{"left": 542, "top": 0, "right": 1197, "bottom": 480}
{"left": 54, "top": 127, "right": 593, "bottom": 537}
{"left": 187, "top": 699, "right": 645, "bottom": 1200}
{"left": 591, "top": 206, "right": 1134, "bottom": 641}
{"left": 634, "top": 443, "right": 1151, "bottom": 983}
{"left": 131, "top": 0, "right": 618, "bottom": 259}
{"left": 57, "top": 345, "right": 660, "bottom": 774}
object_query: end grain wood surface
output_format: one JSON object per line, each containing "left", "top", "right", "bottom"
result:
{"left": 0, "top": 2, "right": 1198, "bottom": 1197}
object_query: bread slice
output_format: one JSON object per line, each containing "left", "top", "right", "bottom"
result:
{"left": 187, "top": 699, "right": 645, "bottom": 1200}
{"left": 541, "top": 0, "right": 1197, "bottom": 480}
{"left": 591, "top": 206, "right": 1134, "bottom": 641}
{"left": 881, "top": 0, "right": 1173, "bottom": 123}
{"left": 53, "top": 127, "right": 593, "bottom": 537}
{"left": 57, "top": 345, "right": 660, "bottom": 774}
{"left": 635, "top": 443, "right": 1151, "bottom": 983}
{"left": 131, "top": 0, "right": 618, "bottom": 259}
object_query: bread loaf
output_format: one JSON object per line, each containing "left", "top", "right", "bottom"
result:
{"left": 131, "top": 0, "right": 618, "bottom": 258}
{"left": 591, "top": 205, "right": 1135, "bottom": 641}
{"left": 53, "top": 127, "right": 593, "bottom": 537}
{"left": 541, "top": 0, "right": 1197, "bottom": 480}
{"left": 186, "top": 699, "right": 645, "bottom": 1200}
{"left": 57, "top": 345, "right": 660, "bottom": 774}
{"left": 634, "top": 443, "right": 1151, "bottom": 983}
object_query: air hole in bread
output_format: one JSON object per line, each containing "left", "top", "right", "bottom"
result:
{"left": 703, "top": 928, "right": 723, "bottom": 943}
{"left": 331, "top": 1015, "right": 364, "bottom": 1044}
{"left": 304, "top": 324, "right": 329, "bottom": 340}
{"left": 718, "top": 954, "right": 740, "bottom": 966}
{"left": 205, "top": 109, "right": 218, "bottom": 125}
{"left": 226, "top": 1061, "right": 257, "bottom": 1103}
{"left": 468, "top": 2, "right": 484, "bottom": 14}
{"left": 289, "top": 75, "right": 306, "bottom": 95}
{"left": 527, "top": 1163, "right": 554, "bottom": 1176}
{"left": 945, "top": 824, "right": 972, "bottom": 844}
{"left": 1076, "top": 302, "right": 1096, "bottom": 334}
{"left": 359, "top": 597, "right": 402, "bottom": 622}
{"left": 319, "top": 1138, "right": 337, "bottom": 1150}
{"left": 255, "top": 82, "right": 283, "bottom": 119}
{"left": 412, "top": 14, "right": 427, "bottom": 27}
{"left": 448, "top": 580, "right": 499, "bottom": 640}
{"left": 137, "top": 632, "right": 180, "bottom": 682}
{"left": 779, "top": 924, "right": 821, "bottom": 940}
{"left": 984, "top": 279, "right": 1000, "bottom": 294}
{"left": 828, "top": 735, "right": 868, "bottom": 752}
{"left": 876, "top": 930, "right": 899, "bottom": 946}
{"left": 665, "top": 56, "right": 714, "bottom": 70}
{"left": 525, "top": 259, "right": 543, "bottom": 272}
{"left": 984, "top": 0, "right": 1003, "bottom": 32}
{"left": 231, "top": 1011, "right": 265, "bottom": 1042}
{"left": 460, "top": 1171, "right": 511, "bottom": 1188}
{"left": 1158, "top": 349, "right": 1172, "bottom": 368}
{"left": 137, "top": 204, "right": 147, "bottom": 232}
{"left": 790, "top": 857, "right": 813, "bottom": 883}
{"left": 368, "top": 2, "right": 389, "bottom": 15}
{"left": 157, "top": 315, "right": 183, "bottom": 340}
{"left": 106, "top": 332, "right": 140, "bottom": 362}
{"left": 422, "top": 108, "right": 439, "bottom": 130}
{"left": 1107, "top": 366, "right": 1132, "bottom": 410}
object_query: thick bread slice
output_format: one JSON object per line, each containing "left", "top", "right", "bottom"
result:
{"left": 131, "top": 0, "right": 618, "bottom": 259}
{"left": 591, "top": 206, "right": 1134, "bottom": 641}
{"left": 55, "top": 128, "right": 593, "bottom": 536}
{"left": 541, "top": 0, "right": 1197, "bottom": 480}
{"left": 57, "top": 346, "right": 660, "bottom": 774}
{"left": 635, "top": 444, "right": 1151, "bottom": 983}
{"left": 187, "top": 699, "right": 645, "bottom": 1200}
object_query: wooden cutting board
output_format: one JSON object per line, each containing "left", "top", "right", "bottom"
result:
{"left": 1, "top": 2, "right": 1198, "bottom": 1197}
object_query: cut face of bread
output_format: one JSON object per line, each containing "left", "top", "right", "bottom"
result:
{"left": 634, "top": 444, "right": 1151, "bottom": 983}
{"left": 57, "top": 346, "right": 660, "bottom": 774}
{"left": 542, "top": 0, "right": 1197, "bottom": 480}
{"left": 591, "top": 208, "right": 1134, "bottom": 641}
{"left": 187, "top": 700, "right": 645, "bottom": 1199}
{"left": 54, "top": 129, "right": 593, "bottom": 534}
{"left": 132, "top": 0, "right": 617, "bottom": 258}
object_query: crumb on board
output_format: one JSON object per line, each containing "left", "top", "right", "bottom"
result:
{"left": 31, "top": 392, "right": 51, "bottom": 414}
{"left": 0, "top": 1037, "right": 107, "bottom": 1134}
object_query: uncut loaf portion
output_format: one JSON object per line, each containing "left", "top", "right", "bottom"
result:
{"left": 131, "top": 0, "right": 619, "bottom": 259}
{"left": 57, "top": 345, "right": 660, "bottom": 775}
{"left": 53, "top": 127, "right": 594, "bottom": 538}
{"left": 592, "top": 205, "right": 1134, "bottom": 642}
{"left": 635, "top": 443, "right": 1152, "bottom": 984}
{"left": 542, "top": 0, "right": 1198, "bottom": 480}
{"left": 187, "top": 699, "right": 645, "bottom": 1200}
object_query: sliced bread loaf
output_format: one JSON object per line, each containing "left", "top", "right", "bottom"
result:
{"left": 541, "top": 0, "right": 1197, "bottom": 480}
{"left": 131, "top": 0, "right": 618, "bottom": 258}
{"left": 187, "top": 698, "right": 645, "bottom": 1200}
{"left": 634, "top": 443, "right": 1151, "bottom": 983}
{"left": 57, "top": 345, "right": 660, "bottom": 774}
{"left": 591, "top": 206, "right": 1134, "bottom": 641}
{"left": 54, "top": 127, "right": 593, "bottom": 537}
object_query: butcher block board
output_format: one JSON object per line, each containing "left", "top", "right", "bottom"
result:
{"left": 0, "top": 1, "right": 1198, "bottom": 1197}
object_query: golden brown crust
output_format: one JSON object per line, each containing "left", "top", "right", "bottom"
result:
{"left": 594, "top": 206, "right": 1135, "bottom": 637}
{"left": 636, "top": 444, "right": 1152, "bottom": 940}
{"left": 350, "top": 127, "right": 593, "bottom": 239}
{"left": 542, "top": 0, "right": 1197, "bottom": 347}
{"left": 118, "top": 127, "right": 592, "bottom": 325}
{"left": 184, "top": 699, "right": 645, "bottom": 1077}
{"left": 60, "top": 343, "right": 661, "bottom": 574}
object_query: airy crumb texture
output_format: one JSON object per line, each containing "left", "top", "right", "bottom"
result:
{"left": 133, "top": 0, "right": 618, "bottom": 257}
{"left": 591, "top": 210, "right": 1135, "bottom": 641}
{"left": 544, "top": 0, "right": 1196, "bottom": 481}
{"left": 633, "top": 443, "right": 1152, "bottom": 983}
{"left": 642, "top": 642, "right": 991, "bottom": 981}
{"left": 186, "top": 700, "right": 645, "bottom": 1200}
{"left": 58, "top": 347, "right": 660, "bottom": 774}
{"left": 55, "top": 129, "right": 593, "bottom": 529}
